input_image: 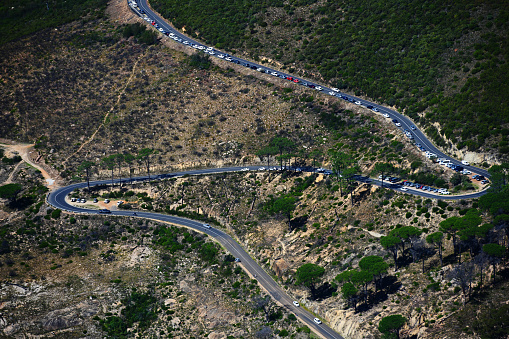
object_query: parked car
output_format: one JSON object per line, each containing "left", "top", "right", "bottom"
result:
{"left": 314, "top": 318, "right": 322, "bottom": 325}
{"left": 293, "top": 301, "right": 300, "bottom": 307}
{"left": 235, "top": 258, "right": 241, "bottom": 262}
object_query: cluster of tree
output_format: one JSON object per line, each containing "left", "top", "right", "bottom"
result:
{"left": 152, "top": 0, "right": 509, "bottom": 154}
{"left": 78, "top": 148, "right": 157, "bottom": 190}
{"left": 122, "top": 23, "right": 159, "bottom": 45}
{"left": 99, "top": 290, "right": 158, "bottom": 337}
{"left": 0, "top": 0, "right": 108, "bottom": 45}
{"left": 189, "top": 53, "right": 211, "bottom": 70}
{"left": 335, "top": 256, "right": 389, "bottom": 311}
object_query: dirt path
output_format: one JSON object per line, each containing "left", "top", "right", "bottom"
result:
{"left": 63, "top": 51, "right": 145, "bottom": 165}
{"left": 0, "top": 142, "right": 59, "bottom": 190}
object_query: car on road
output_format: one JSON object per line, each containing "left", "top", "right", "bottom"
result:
{"left": 382, "top": 113, "right": 390, "bottom": 118}
{"left": 315, "top": 86, "right": 322, "bottom": 90}
{"left": 235, "top": 258, "right": 241, "bottom": 262}
{"left": 354, "top": 101, "right": 361, "bottom": 105}
{"left": 392, "top": 119, "right": 401, "bottom": 127}
{"left": 331, "top": 87, "right": 340, "bottom": 92}
{"left": 400, "top": 187, "right": 408, "bottom": 191}
{"left": 203, "top": 223, "right": 211, "bottom": 229}
{"left": 293, "top": 79, "right": 299, "bottom": 83}
{"left": 271, "top": 71, "right": 278, "bottom": 76}
{"left": 293, "top": 301, "right": 300, "bottom": 307}
{"left": 410, "top": 125, "right": 416, "bottom": 130}
{"left": 461, "top": 160, "right": 470, "bottom": 166}
{"left": 314, "top": 318, "right": 322, "bottom": 325}
{"left": 99, "top": 209, "right": 111, "bottom": 214}
{"left": 259, "top": 167, "right": 265, "bottom": 170}
{"left": 372, "top": 107, "right": 379, "bottom": 112}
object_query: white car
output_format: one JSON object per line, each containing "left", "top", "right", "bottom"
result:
{"left": 395, "top": 122, "right": 401, "bottom": 127}
{"left": 203, "top": 223, "right": 211, "bottom": 229}
{"left": 206, "top": 46, "right": 213, "bottom": 51}
{"left": 315, "top": 86, "right": 322, "bottom": 91}
{"left": 158, "top": 28, "right": 164, "bottom": 32}
{"left": 441, "top": 191, "right": 450, "bottom": 195}
{"left": 382, "top": 113, "right": 390, "bottom": 118}
{"left": 461, "top": 160, "right": 470, "bottom": 166}
{"left": 400, "top": 187, "right": 408, "bottom": 191}
{"left": 314, "top": 318, "right": 322, "bottom": 325}
{"left": 225, "top": 57, "right": 233, "bottom": 61}
{"left": 117, "top": 200, "right": 124, "bottom": 206}
{"left": 217, "top": 54, "right": 224, "bottom": 58}
{"left": 329, "top": 91, "right": 336, "bottom": 96}
{"left": 293, "top": 301, "right": 300, "bottom": 307}
{"left": 259, "top": 167, "right": 265, "bottom": 170}
{"left": 271, "top": 72, "right": 278, "bottom": 76}
{"left": 241, "top": 168, "right": 249, "bottom": 171}
{"left": 183, "top": 41, "right": 189, "bottom": 45}
{"left": 354, "top": 101, "right": 361, "bottom": 105}
{"left": 331, "top": 87, "right": 340, "bottom": 92}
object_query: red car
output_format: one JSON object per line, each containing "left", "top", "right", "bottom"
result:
{"left": 293, "top": 79, "right": 299, "bottom": 83}
{"left": 151, "top": 21, "right": 156, "bottom": 25}
{"left": 286, "top": 76, "right": 293, "bottom": 81}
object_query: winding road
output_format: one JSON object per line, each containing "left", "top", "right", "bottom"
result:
{"left": 129, "top": 0, "right": 490, "bottom": 182}
{"left": 48, "top": 167, "right": 344, "bottom": 339}
{"left": 45, "top": 2, "right": 494, "bottom": 337}
{"left": 47, "top": 164, "right": 486, "bottom": 339}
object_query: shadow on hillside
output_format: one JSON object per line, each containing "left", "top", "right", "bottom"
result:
{"left": 290, "top": 215, "right": 308, "bottom": 231}
{"left": 312, "top": 282, "right": 336, "bottom": 301}
{"left": 356, "top": 276, "right": 402, "bottom": 313}
{"left": 9, "top": 196, "right": 34, "bottom": 210}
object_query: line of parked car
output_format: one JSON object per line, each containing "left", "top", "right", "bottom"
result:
{"left": 401, "top": 180, "right": 450, "bottom": 195}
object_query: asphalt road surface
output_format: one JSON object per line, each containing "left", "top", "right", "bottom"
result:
{"left": 47, "top": 165, "right": 487, "bottom": 339}
{"left": 47, "top": 169, "right": 344, "bottom": 339}
{"left": 130, "top": 0, "right": 490, "bottom": 181}
{"left": 54, "top": 2, "right": 492, "bottom": 336}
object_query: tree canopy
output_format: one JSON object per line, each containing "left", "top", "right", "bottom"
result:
{"left": 378, "top": 314, "right": 407, "bottom": 339}
{"left": 295, "top": 263, "right": 325, "bottom": 290}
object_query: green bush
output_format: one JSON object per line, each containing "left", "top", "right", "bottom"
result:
{"left": 51, "top": 209, "right": 61, "bottom": 219}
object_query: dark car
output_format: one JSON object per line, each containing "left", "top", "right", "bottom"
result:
{"left": 366, "top": 105, "right": 373, "bottom": 109}
{"left": 250, "top": 65, "right": 257, "bottom": 70}
{"left": 99, "top": 209, "right": 111, "bottom": 214}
